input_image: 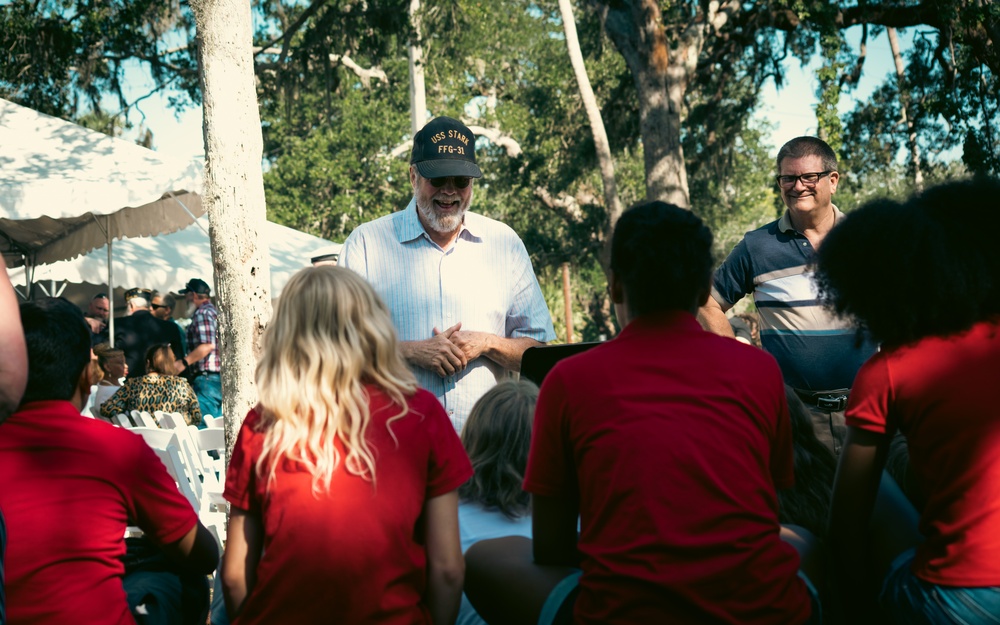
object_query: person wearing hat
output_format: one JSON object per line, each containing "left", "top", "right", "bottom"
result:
{"left": 114, "top": 287, "right": 184, "bottom": 381}
{"left": 177, "top": 278, "right": 222, "bottom": 420}
{"left": 340, "top": 116, "right": 555, "bottom": 431}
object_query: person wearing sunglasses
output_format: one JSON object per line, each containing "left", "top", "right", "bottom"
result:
{"left": 698, "top": 136, "right": 877, "bottom": 456}
{"left": 340, "top": 116, "right": 555, "bottom": 432}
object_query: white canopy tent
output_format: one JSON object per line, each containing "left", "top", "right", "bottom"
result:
{"left": 6, "top": 215, "right": 341, "bottom": 301}
{"left": 0, "top": 98, "right": 204, "bottom": 342}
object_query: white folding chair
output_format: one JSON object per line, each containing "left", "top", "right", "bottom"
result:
{"left": 129, "top": 427, "right": 199, "bottom": 510}
{"left": 131, "top": 410, "right": 159, "bottom": 429}
{"left": 111, "top": 413, "right": 134, "bottom": 428}
{"left": 131, "top": 426, "right": 227, "bottom": 544}
{"left": 191, "top": 427, "right": 226, "bottom": 481}
{"left": 203, "top": 415, "right": 223, "bottom": 430}
{"left": 155, "top": 411, "right": 185, "bottom": 431}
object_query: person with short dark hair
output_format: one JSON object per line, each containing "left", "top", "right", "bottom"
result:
{"left": 84, "top": 291, "right": 111, "bottom": 345}
{"left": 100, "top": 343, "right": 202, "bottom": 426}
{"left": 115, "top": 287, "right": 185, "bottom": 381}
{"left": 699, "top": 136, "right": 877, "bottom": 454}
{"left": 466, "top": 201, "right": 822, "bottom": 625}
{"left": 0, "top": 297, "right": 218, "bottom": 624}
{"left": 177, "top": 278, "right": 222, "bottom": 420}
{"left": 820, "top": 177, "right": 1000, "bottom": 624}
{"left": 151, "top": 291, "right": 188, "bottom": 354}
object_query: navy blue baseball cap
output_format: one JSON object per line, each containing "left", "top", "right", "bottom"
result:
{"left": 410, "top": 117, "right": 482, "bottom": 179}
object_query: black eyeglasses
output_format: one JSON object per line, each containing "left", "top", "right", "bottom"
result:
{"left": 776, "top": 171, "right": 834, "bottom": 188}
{"left": 428, "top": 176, "right": 472, "bottom": 189}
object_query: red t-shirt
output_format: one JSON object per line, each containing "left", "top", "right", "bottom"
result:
{"left": 224, "top": 387, "right": 472, "bottom": 625}
{"left": 846, "top": 319, "right": 1000, "bottom": 586}
{"left": 0, "top": 400, "right": 198, "bottom": 625}
{"left": 524, "top": 312, "right": 811, "bottom": 625}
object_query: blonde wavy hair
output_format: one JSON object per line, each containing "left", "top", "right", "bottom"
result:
{"left": 254, "top": 266, "right": 417, "bottom": 495}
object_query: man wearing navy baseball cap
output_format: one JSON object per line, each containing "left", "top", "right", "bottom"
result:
{"left": 340, "top": 116, "right": 555, "bottom": 431}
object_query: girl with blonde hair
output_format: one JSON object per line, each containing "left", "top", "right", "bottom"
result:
{"left": 221, "top": 266, "right": 471, "bottom": 625}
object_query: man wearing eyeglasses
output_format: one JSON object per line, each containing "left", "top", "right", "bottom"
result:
{"left": 698, "top": 136, "right": 876, "bottom": 453}
{"left": 340, "top": 116, "right": 555, "bottom": 431}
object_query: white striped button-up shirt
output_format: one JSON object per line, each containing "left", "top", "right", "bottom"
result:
{"left": 341, "top": 200, "right": 555, "bottom": 430}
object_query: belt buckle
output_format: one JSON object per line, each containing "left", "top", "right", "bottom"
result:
{"left": 817, "top": 395, "right": 847, "bottom": 412}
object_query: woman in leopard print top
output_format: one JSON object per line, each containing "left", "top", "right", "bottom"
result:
{"left": 100, "top": 343, "right": 202, "bottom": 426}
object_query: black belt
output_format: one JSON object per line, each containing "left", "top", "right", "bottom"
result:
{"left": 794, "top": 388, "right": 850, "bottom": 412}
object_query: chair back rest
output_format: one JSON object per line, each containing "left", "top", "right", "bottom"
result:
{"left": 193, "top": 428, "right": 225, "bottom": 454}
{"left": 128, "top": 427, "right": 200, "bottom": 510}
{"left": 131, "top": 410, "right": 159, "bottom": 429}
{"left": 111, "top": 413, "right": 134, "bottom": 428}
{"left": 156, "top": 411, "right": 184, "bottom": 430}
{"left": 203, "top": 415, "right": 224, "bottom": 429}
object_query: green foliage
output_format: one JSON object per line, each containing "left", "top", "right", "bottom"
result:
{"left": 0, "top": 0, "right": 197, "bottom": 120}
{"left": 4, "top": 0, "right": 997, "bottom": 336}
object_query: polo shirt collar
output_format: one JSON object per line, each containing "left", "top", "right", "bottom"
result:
{"left": 15, "top": 400, "right": 84, "bottom": 421}
{"left": 777, "top": 204, "right": 845, "bottom": 234}
{"left": 619, "top": 310, "right": 702, "bottom": 338}
{"left": 395, "top": 198, "right": 482, "bottom": 244}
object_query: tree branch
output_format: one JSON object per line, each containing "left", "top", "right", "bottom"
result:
{"left": 253, "top": 0, "right": 329, "bottom": 60}
{"left": 254, "top": 47, "right": 387, "bottom": 86}
{"left": 466, "top": 125, "right": 522, "bottom": 158}
{"left": 533, "top": 187, "right": 586, "bottom": 225}
{"left": 331, "top": 54, "right": 387, "bottom": 87}
{"left": 840, "top": 3, "right": 941, "bottom": 29}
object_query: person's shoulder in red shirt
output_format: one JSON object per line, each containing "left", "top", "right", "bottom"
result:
{"left": 0, "top": 297, "right": 218, "bottom": 625}
{"left": 467, "top": 201, "right": 820, "bottom": 625}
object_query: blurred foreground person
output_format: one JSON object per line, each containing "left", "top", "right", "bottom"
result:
{"left": 0, "top": 297, "right": 217, "bottom": 624}
{"left": 466, "top": 202, "right": 822, "bottom": 625}
{"left": 0, "top": 256, "right": 29, "bottom": 624}
{"left": 221, "top": 266, "right": 472, "bottom": 624}
{"left": 822, "top": 177, "right": 1000, "bottom": 625}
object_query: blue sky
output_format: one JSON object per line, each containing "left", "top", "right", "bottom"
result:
{"left": 118, "top": 25, "right": 911, "bottom": 162}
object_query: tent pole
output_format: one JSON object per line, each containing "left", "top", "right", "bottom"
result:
{"left": 166, "top": 192, "right": 208, "bottom": 235}
{"left": 107, "top": 217, "right": 115, "bottom": 348}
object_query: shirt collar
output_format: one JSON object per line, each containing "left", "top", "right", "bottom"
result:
{"left": 777, "top": 204, "right": 845, "bottom": 234}
{"left": 395, "top": 198, "right": 482, "bottom": 245}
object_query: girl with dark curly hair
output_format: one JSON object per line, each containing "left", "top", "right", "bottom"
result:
{"left": 821, "top": 177, "right": 1000, "bottom": 624}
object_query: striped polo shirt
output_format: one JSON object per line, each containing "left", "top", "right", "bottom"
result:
{"left": 340, "top": 199, "right": 555, "bottom": 430}
{"left": 712, "top": 209, "right": 876, "bottom": 391}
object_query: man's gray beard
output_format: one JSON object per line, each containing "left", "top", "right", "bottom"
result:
{"left": 416, "top": 197, "right": 466, "bottom": 235}
{"left": 186, "top": 302, "right": 198, "bottom": 317}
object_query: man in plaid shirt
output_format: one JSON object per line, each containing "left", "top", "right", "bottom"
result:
{"left": 176, "top": 278, "right": 222, "bottom": 421}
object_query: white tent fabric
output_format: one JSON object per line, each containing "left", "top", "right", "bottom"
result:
{"left": 0, "top": 98, "right": 204, "bottom": 268}
{"left": 7, "top": 216, "right": 341, "bottom": 300}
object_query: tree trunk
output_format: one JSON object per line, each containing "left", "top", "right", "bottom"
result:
{"left": 887, "top": 26, "right": 923, "bottom": 190}
{"left": 408, "top": 0, "right": 427, "bottom": 134}
{"left": 558, "top": 0, "right": 623, "bottom": 266}
{"left": 601, "top": 0, "right": 692, "bottom": 208}
{"left": 190, "top": 0, "right": 272, "bottom": 459}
